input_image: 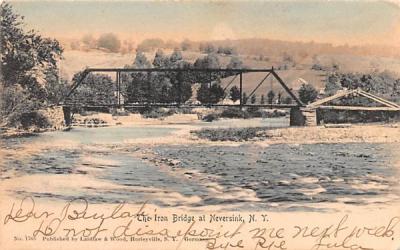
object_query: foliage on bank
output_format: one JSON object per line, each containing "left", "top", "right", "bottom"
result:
{"left": 192, "top": 127, "right": 271, "bottom": 141}
{"left": 0, "top": 2, "right": 65, "bottom": 129}
{"left": 324, "top": 71, "right": 400, "bottom": 105}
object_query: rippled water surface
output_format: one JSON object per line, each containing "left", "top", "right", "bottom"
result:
{"left": 41, "top": 126, "right": 177, "bottom": 144}
{"left": 2, "top": 125, "right": 399, "bottom": 211}
{"left": 155, "top": 144, "right": 399, "bottom": 206}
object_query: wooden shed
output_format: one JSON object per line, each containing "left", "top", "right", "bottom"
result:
{"left": 291, "top": 89, "right": 400, "bottom": 126}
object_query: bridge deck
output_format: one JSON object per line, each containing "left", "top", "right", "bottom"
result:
{"left": 61, "top": 103, "right": 299, "bottom": 109}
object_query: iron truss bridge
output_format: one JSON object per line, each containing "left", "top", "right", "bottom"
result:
{"left": 60, "top": 67, "right": 304, "bottom": 109}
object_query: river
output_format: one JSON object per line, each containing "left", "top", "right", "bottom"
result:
{"left": 1, "top": 119, "right": 399, "bottom": 212}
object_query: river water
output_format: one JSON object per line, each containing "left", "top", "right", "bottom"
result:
{"left": 1, "top": 121, "right": 399, "bottom": 211}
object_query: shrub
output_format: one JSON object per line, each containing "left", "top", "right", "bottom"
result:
{"left": 267, "top": 90, "right": 275, "bottom": 104}
{"left": 97, "top": 33, "right": 121, "bottom": 53}
{"left": 298, "top": 83, "right": 318, "bottom": 104}
{"left": 265, "top": 110, "right": 287, "bottom": 118}
{"left": 140, "top": 107, "right": 175, "bottom": 119}
{"left": 202, "top": 113, "right": 220, "bottom": 122}
{"left": 260, "top": 94, "right": 265, "bottom": 104}
{"left": 250, "top": 95, "right": 257, "bottom": 104}
{"left": 220, "top": 107, "right": 251, "bottom": 119}
{"left": 192, "top": 127, "right": 270, "bottom": 141}
{"left": 311, "top": 64, "right": 324, "bottom": 71}
{"left": 282, "top": 96, "right": 293, "bottom": 104}
{"left": 7, "top": 111, "right": 50, "bottom": 129}
{"left": 246, "top": 107, "right": 263, "bottom": 117}
{"left": 0, "top": 86, "right": 47, "bottom": 128}
{"left": 197, "top": 83, "right": 225, "bottom": 104}
{"left": 242, "top": 92, "right": 248, "bottom": 104}
{"left": 229, "top": 86, "right": 241, "bottom": 102}
{"left": 227, "top": 57, "right": 244, "bottom": 70}
{"left": 168, "top": 107, "right": 194, "bottom": 114}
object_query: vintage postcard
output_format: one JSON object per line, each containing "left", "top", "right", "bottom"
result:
{"left": 1, "top": 0, "right": 400, "bottom": 249}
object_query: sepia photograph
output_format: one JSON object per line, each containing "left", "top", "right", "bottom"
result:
{"left": 0, "top": 1, "right": 400, "bottom": 249}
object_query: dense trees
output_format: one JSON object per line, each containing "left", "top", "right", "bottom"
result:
{"left": 0, "top": 2, "right": 64, "bottom": 125}
{"left": 260, "top": 94, "right": 265, "bottom": 104}
{"left": 226, "top": 57, "right": 244, "bottom": 70}
{"left": 122, "top": 51, "right": 152, "bottom": 103}
{"left": 97, "top": 33, "right": 121, "bottom": 53}
{"left": 81, "top": 34, "right": 96, "bottom": 49}
{"left": 282, "top": 96, "right": 292, "bottom": 104}
{"left": 323, "top": 71, "right": 400, "bottom": 105}
{"left": 0, "top": 2, "right": 63, "bottom": 88}
{"left": 136, "top": 38, "right": 165, "bottom": 52}
{"left": 229, "top": 86, "right": 241, "bottom": 102}
{"left": 242, "top": 93, "right": 248, "bottom": 104}
{"left": 199, "top": 43, "right": 216, "bottom": 54}
{"left": 250, "top": 95, "right": 256, "bottom": 104}
{"left": 69, "top": 40, "right": 247, "bottom": 107}
{"left": 267, "top": 90, "right": 275, "bottom": 104}
{"left": 153, "top": 49, "right": 168, "bottom": 68}
{"left": 120, "top": 49, "right": 194, "bottom": 104}
{"left": 217, "top": 46, "right": 237, "bottom": 55}
{"left": 180, "top": 39, "right": 192, "bottom": 51}
{"left": 197, "top": 82, "right": 225, "bottom": 104}
{"left": 170, "top": 48, "right": 183, "bottom": 63}
{"left": 193, "top": 53, "right": 224, "bottom": 83}
{"left": 298, "top": 83, "right": 318, "bottom": 104}
{"left": 194, "top": 53, "right": 220, "bottom": 69}
{"left": 325, "top": 71, "right": 400, "bottom": 98}
{"left": 70, "top": 72, "right": 115, "bottom": 104}
{"left": 44, "top": 68, "right": 68, "bottom": 104}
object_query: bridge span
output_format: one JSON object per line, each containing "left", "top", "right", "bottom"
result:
{"left": 60, "top": 67, "right": 306, "bottom": 126}
{"left": 59, "top": 67, "right": 399, "bottom": 127}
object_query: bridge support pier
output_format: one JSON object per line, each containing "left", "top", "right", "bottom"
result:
{"left": 62, "top": 106, "right": 72, "bottom": 127}
{"left": 290, "top": 107, "right": 317, "bottom": 126}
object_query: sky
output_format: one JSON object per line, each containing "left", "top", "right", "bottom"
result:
{"left": 8, "top": 0, "right": 400, "bottom": 46}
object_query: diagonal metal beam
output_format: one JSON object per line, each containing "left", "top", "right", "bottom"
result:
{"left": 247, "top": 72, "right": 271, "bottom": 99}
{"left": 223, "top": 74, "right": 238, "bottom": 92}
{"left": 318, "top": 105, "right": 400, "bottom": 111}
{"left": 307, "top": 89, "right": 356, "bottom": 108}
{"left": 271, "top": 70, "right": 304, "bottom": 106}
{"left": 222, "top": 74, "right": 239, "bottom": 100}
{"left": 65, "top": 69, "right": 90, "bottom": 99}
{"left": 357, "top": 89, "right": 400, "bottom": 108}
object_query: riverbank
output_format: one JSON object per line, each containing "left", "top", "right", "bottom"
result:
{"left": 191, "top": 122, "right": 400, "bottom": 143}
{"left": 2, "top": 114, "right": 399, "bottom": 144}
{"left": 0, "top": 126, "right": 72, "bottom": 139}
{"left": 261, "top": 123, "right": 400, "bottom": 144}
{"left": 114, "top": 120, "right": 400, "bottom": 146}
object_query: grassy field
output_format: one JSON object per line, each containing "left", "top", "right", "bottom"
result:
{"left": 59, "top": 49, "right": 400, "bottom": 97}
{"left": 220, "top": 69, "right": 326, "bottom": 95}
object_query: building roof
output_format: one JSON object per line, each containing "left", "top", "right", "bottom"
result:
{"left": 307, "top": 88, "right": 400, "bottom": 111}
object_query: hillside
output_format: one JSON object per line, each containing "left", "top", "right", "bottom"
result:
{"left": 59, "top": 49, "right": 400, "bottom": 98}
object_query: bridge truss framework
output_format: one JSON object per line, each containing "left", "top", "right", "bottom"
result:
{"left": 61, "top": 67, "right": 304, "bottom": 109}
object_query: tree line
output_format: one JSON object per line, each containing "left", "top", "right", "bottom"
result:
{"left": 324, "top": 71, "right": 400, "bottom": 105}
{"left": 69, "top": 50, "right": 316, "bottom": 106}
{"left": 70, "top": 49, "right": 247, "bottom": 105}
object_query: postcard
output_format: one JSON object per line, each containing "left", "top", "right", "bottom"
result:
{"left": 1, "top": 1, "right": 400, "bottom": 250}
